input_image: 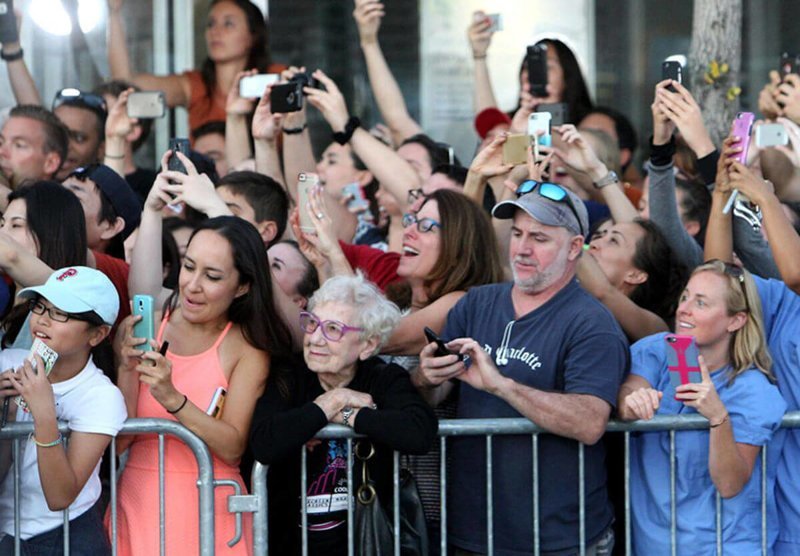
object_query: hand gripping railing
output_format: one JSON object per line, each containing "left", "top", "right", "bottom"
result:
{"left": 243, "top": 412, "right": 800, "bottom": 556}
{"left": 0, "top": 418, "right": 216, "bottom": 556}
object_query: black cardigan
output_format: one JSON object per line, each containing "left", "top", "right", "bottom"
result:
{"left": 249, "top": 356, "right": 438, "bottom": 555}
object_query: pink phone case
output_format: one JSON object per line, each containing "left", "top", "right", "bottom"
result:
{"left": 729, "top": 112, "right": 755, "bottom": 164}
{"left": 665, "top": 334, "right": 701, "bottom": 400}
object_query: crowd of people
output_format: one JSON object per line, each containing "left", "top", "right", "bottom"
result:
{"left": 0, "top": 0, "right": 799, "bottom": 554}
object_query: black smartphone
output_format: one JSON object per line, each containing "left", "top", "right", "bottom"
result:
{"left": 537, "top": 102, "right": 568, "bottom": 127}
{"left": 527, "top": 44, "right": 548, "bottom": 98}
{"left": 0, "top": 0, "right": 18, "bottom": 45}
{"left": 662, "top": 60, "right": 682, "bottom": 91}
{"left": 423, "top": 327, "right": 464, "bottom": 361}
{"left": 270, "top": 82, "right": 303, "bottom": 113}
{"left": 167, "top": 138, "right": 190, "bottom": 174}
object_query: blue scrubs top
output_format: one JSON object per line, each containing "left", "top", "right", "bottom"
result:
{"left": 755, "top": 276, "right": 800, "bottom": 554}
{"left": 629, "top": 333, "right": 786, "bottom": 555}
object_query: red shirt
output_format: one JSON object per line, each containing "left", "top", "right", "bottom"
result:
{"left": 339, "top": 242, "right": 401, "bottom": 292}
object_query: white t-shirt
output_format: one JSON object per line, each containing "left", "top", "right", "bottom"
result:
{"left": 0, "top": 350, "right": 127, "bottom": 539}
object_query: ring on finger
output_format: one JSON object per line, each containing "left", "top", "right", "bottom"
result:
{"left": 316, "top": 212, "right": 324, "bottom": 219}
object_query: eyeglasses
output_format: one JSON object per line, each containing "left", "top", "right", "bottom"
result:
{"left": 299, "top": 311, "right": 363, "bottom": 342}
{"left": 401, "top": 213, "right": 442, "bottom": 233}
{"left": 515, "top": 179, "right": 585, "bottom": 237}
{"left": 407, "top": 188, "right": 424, "bottom": 205}
{"left": 29, "top": 300, "right": 74, "bottom": 323}
{"left": 705, "top": 259, "right": 750, "bottom": 314}
{"left": 52, "top": 88, "right": 108, "bottom": 118}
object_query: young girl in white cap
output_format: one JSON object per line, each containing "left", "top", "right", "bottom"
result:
{"left": 0, "top": 266, "right": 126, "bottom": 555}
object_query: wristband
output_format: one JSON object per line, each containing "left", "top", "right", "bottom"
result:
{"left": 31, "top": 432, "right": 63, "bottom": 448}
{"left": 332, "top": 117, "right": 361, "bottom": 145}
{"left": 167, "top": 394, "right": 189, "bottom": 415}
{"left": 473, "top": 55, "right": 487, "bottom": 60}
{"left": 1, "top": 49, "right": 23, "bottom": 62}
{"left": 105, "top": 153, "right": 125, "bottom": 160}
{"left": 282, "top": 123, "right": 307, "bottom": 135}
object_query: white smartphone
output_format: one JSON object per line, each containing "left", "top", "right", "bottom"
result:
{"left": 239, "top": 74, "right": 280, "bottom": 98}
{"left": 528, "top": 112, "right": 552, "bottom": 147}
{"left": 755, "top": 123, "right": 789, "bottom": 148}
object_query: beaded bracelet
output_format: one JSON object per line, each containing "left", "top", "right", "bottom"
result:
{"left": 31, "top": 433, "right": 63, "bottom": 448}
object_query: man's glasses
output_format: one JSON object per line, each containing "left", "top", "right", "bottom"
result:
{"left": 52, "top": 88, "right": 108, "bottom": 118}
{"left": 299, "top": 311, "right": 363, "bottom": 342}
{"left": 705, "top": 259, "right": 750, "bottom": 314}
{"left": 515, "top": 179, "right": 585, "bottom": 237}
{"left": 401, "top": 213, "right": 442, "bottom": 233}
{"left": 29, "top": 300, "right": 75, "bottom": 323}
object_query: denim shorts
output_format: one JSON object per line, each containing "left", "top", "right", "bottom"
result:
{"left": 0, "top": 501, "right": 111, "bottom": 556}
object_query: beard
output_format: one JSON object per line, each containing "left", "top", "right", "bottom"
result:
{"left": 511, "top": 254, "right": 568, "bottom": 294}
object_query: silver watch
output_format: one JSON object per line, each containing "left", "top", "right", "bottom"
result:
{"left": 341, "top": 406, "right": 354, "bottom": 427}
{"left": 593, "top": 170, "right": 620, "bottom": 189}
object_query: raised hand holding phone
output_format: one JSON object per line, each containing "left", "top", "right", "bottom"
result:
{"left": 674, "top": 354, "right": 728, "bottom": 427}
{"left": 723, "top": 112, "right": 755, "bottom": 214}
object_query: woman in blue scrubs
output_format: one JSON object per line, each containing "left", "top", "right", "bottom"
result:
{"left": 618, "top": 259, "right": 787, "bottom": 555}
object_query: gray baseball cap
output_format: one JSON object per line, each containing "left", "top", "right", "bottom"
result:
{"left": 492, "top": 185, "right": 588, "bottom": 237}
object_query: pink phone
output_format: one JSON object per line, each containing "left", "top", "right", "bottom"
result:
{"left": 723, "top": 112, "right": 755, "bottom": 214}
{"left": 729, "top": 112, "right": 755, "bottom": 164}
{"left": 665, "top": 334, "right": 701, "bottom": 400}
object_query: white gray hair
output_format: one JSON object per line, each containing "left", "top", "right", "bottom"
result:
{"left": 308, "top": 273, "right": 401, "bottom": 348}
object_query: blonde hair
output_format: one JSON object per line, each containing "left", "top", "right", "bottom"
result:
{"left": 691, "top": 261, "right": 773, "bottom": 384}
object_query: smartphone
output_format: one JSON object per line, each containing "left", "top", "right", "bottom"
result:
{"left": 424, "top": 327, "right": 465, "bottom": 361}
{"left": 167, "top": 138, "right": 190, "bottom": 174}
{"left": 723, "top": 112, "right": 755, "bottom": 214}
{"left": 15, "top": 338, "right": 58, "bottom": 411}
{"left": 206, "top": 387, "right": 227, "bottom": 418}
{"left": 665, "top": 334, "right": 702, "bottom": 397}
{"left": 537, "top": 102, "right": 568, "bottom": 127}
{"left": 526, "top": 43, "right": 548, "bottom": 98}
{"left": 343, "top": 182, "right": 369, "bottom": 212}
{"left": 239, "top": 73, "right": 280, "bottom": 99}
{"left": 132, "top": 294, "right": 155, "bottom": 352}
{"left": 127, "top": 91, "right": 166, "bottom": 119}
{"left": 0, "top": 1, "right": 18, "bottom": 45}
{"left": 780, "top": 52, "right": 799, "bottom": 78}
{"left": 502, "top": 134, "right": 529, "bottom": 165}
{"left": 662, "top": 60, "right": 683, "bottom": 91}
{"left": 528, "top": 112, "right": 552, "bottom": 147}
{"left": 270, "top": 82, "right": 304, "bottom": 113}
{"left": 297, "top": 173, "right": 319, "bottom": 233}
{"left": 755, "top": 123, "right": 789, "bottom": 148}
{"left": 486, "top": 13, "right": 503, "bottom": 32}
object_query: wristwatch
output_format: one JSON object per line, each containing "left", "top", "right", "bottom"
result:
{"left": 341, "top": 406, "right": 354, "bottom": 427}
{"left": 593, "top": 170, "right": 620, "bottom": 189}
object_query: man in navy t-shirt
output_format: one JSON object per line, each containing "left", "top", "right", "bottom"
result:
{"left": 414, "top": 183, "right": 628, "bottom": 555}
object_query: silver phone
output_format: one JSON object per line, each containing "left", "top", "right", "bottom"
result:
{"left": 127, "top": 91, "right": 166, "bottom": 119}
{"left": 755, "top": 124, "right": 789, "bottom": 148}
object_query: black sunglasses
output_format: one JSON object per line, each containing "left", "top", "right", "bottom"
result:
{"left": 52, "top": 88, "right": 108, "bottom": 118}
{"left": 515, "top": 179, "right": 585, "bottom": 237}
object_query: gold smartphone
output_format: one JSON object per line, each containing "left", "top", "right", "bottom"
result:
{"left": 502, "top": 134, "right": 530, "bottom": 165}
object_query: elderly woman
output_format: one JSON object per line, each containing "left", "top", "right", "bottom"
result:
{"left": 249, "top": 273, "right": 438, "bottom": 555}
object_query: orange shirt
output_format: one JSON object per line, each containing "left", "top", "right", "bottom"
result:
{"left": 183, "top": 63, "right": 287, "bottom": 133}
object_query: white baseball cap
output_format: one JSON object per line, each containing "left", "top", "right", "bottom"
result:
{"left": 18, "top": 266, "right": 119, "bottom": 326}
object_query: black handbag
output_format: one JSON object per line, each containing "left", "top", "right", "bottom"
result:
{"left": 355, "top": 441, "right": 430, "bottom": 556}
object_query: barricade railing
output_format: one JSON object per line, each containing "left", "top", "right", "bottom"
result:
{"left": 0, "top": 418, "right": 217, "bottom": 556}
{"left": 248, "top": 411, "right": 800, "bottom": 556}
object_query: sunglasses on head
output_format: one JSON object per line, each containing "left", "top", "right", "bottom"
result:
{"left": 52, "top": 88, "right": 108, "bottom": 116}
{"left": 705, "top": 259, "right": 750, "bottom": 314}
{"left": 515, "top": 179, "right": 585, "bottom": 237}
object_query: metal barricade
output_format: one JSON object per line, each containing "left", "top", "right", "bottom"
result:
{"left": 0, "top": 418, "right": 217, "bottom": 556}
{"left": 248, "top": 412, "right": 800, "bottom": 556}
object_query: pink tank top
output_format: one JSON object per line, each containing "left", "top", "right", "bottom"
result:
{"left": 125, "top": 314, "right": 236, "bottom": 473}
